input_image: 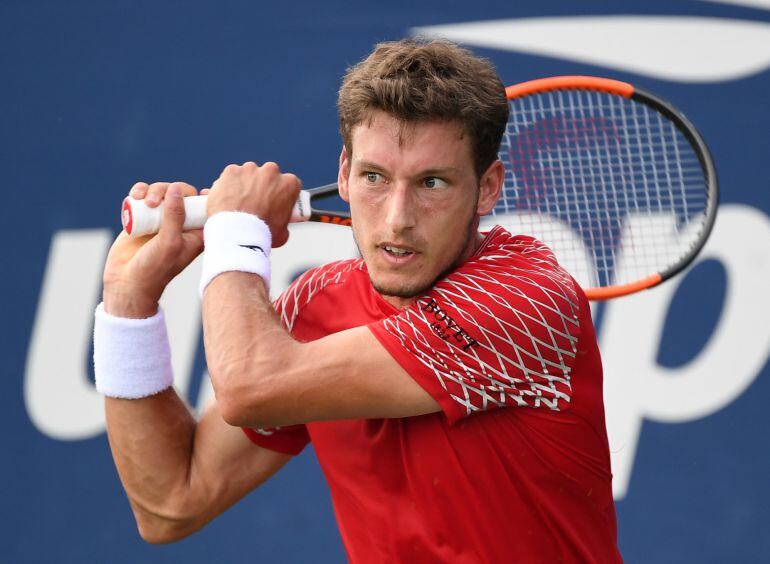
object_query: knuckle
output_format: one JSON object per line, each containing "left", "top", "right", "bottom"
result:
{"left": 172, "top": 181, "right": 196, "bottom": 195}
{"left": 223, "top": 164, "right": 240, "bottom": 174}
{"left": 283, "top": 173, "right": 302, "bottom": 190}
{"left": 262, "top": 161, "right": 280, "bottom": 174}
{"left": 166, "top": 238, "right": 184, "bottom": 255}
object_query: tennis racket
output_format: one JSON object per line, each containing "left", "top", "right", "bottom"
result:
{"left": 121, "top": 182, "right": 350, "bottom": 237}
{"left": 488, "top": 76, "right": 718, "bottom": 300}
{"left": 122, "top": 75, "right": 718, "bottom": 300}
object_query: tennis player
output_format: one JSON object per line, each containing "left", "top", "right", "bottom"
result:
{"left": 95, "top": 39, "right": 623, "bottom": 562}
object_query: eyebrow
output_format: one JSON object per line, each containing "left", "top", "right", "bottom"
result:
{"left": 354, "top": 160, "right": 462, "bottom": 177}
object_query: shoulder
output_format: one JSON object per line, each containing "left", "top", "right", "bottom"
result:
{"left": 374, "top": 229, "right": 585, "bottom": 416}
{"left": 274, "top": 259, "right": 366, "bottom": 331}
{"left": 440, "top": 226, "right": 580, "bottom": 310}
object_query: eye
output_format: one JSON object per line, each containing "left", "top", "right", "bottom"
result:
{"left": 364, "top": 172, "right": 382, "bottom": 184}
{"left": 424, "top": 177, "right": 448, "bottom": 189}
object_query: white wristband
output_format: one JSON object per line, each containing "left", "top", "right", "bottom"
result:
{"left": 93, "top": 303, "right": 174, "bottom": 399}
{"left": 200, "top": 211, "right": 272, "bottom": 297}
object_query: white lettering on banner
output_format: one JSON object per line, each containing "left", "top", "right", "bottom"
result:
{"left": 602, "top": 205, "right": 770, "bottom": 498}
{"left": 413, "top": 16, "right": 770, "bottom": 83}
{"left": 24, "top": 230, "right": 205, "bottom": 440}
{"left": 23, "top": 207, "right": 770, "bottom": 502}
{"left": 25, "top": 230, "right": 112, "bottom": 440}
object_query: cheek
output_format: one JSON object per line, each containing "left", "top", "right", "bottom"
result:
{"left": 429, "top": 202, "right": 475, "bottom": 254}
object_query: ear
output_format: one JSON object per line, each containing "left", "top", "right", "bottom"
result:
{"left": 476, "top": 159, "right": 504, "bottom": 216}
{"left": 337, "top": 146, "right": 350, "bottom": 203}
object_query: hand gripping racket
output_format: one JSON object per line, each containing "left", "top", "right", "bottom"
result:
{"left": 121, "top": 182, "right": 350, "bottom": 237}
{"left": 122, "top": 76, "right": 718, "bottom": 300}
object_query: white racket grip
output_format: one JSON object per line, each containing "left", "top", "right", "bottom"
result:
{"left": 122, "top": 191, "right": 312, "bottom": 237}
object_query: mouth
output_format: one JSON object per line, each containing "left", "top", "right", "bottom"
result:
{"left": 377, "top": 242, "right": 419, "bottom": 264}
{"left": 382, "top": 244, "right": 415, "bottom": 257}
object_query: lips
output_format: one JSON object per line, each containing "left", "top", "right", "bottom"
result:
{"left": 379, "top": 240, "right": 418, "bottom": 254}
{"left": 383, "top": 244, "right": 414, "bottom": 257}
{"left": 377, "top": 242, "right": 419, "bottom": 265}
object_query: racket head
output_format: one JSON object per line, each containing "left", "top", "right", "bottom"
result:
{"left": 484, "top": 76, "right": 718, "bottom": 300}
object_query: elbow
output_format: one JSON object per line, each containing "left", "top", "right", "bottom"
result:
{"left": 214, "top": 366, "right": 276, "bottom": 428}
{"left": 137, "top": 520, "right": 190, "bottom": 545}
{"left": 132, "top": 500, "right": 205, "bottom": 545}
{"left": 218, "top": 385, "right": 280, "bottom": 429}
{"left": 210, "top": 341, "right": 301, "bottom": 428}
{"left": 209, "top": 357, "right": 259, "bottom": 427}
{"left": 218, "top": 392, "right": 255, "bottom": 428}
{"left": 215, "top": 369, "right": 292, "bottom": 429}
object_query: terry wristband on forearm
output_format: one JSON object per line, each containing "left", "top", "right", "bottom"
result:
{"left": 93, "top": 303, "right": 174, "bottom": 399}
{"left": 199, "top": 211, "right": 271, "bottom": 297}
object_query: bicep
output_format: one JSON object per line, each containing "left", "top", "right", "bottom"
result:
{"left": 186, "top": 400, "right": 292, "bottom": 526}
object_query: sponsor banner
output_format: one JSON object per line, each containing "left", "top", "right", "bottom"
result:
{"left": 3, "top": 1, "right": 769, "bottom": 562}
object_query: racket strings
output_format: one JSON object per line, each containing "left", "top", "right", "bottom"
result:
{"left": 493, "top": 89, "right": 708, "bottom": 290}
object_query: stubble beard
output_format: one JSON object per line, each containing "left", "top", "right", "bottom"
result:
{"left": 357, "top": 210, "right": 479, "bottom": 300}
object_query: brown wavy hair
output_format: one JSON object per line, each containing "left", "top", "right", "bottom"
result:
{"left": 338, "top": 39, "right": 508, "bottom": 177}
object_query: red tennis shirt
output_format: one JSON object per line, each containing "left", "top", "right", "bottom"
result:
{"left": 244, "top": 226, "right": 622, "bottom": 563}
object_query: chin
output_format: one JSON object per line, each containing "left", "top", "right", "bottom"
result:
{"left": 371, "top": 279, "right": 430, "bottom": 300}
{"left": 366, "top": 266, "right": 434, "bottom": 299}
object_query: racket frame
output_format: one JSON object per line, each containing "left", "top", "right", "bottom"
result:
{"left": 504, "top": 76, "right": 719, "bottom": 300}
{"left": 305, "top": 182, "right": 351, "bottom": 226}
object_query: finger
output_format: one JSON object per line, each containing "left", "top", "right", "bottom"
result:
{"left": 222, "top": 163, "right": 241, "bottom": 176}
{"left": 145, "top": 182, "right": 170, "bottom": 207}
{"left": 273, "top": 227, "right": 290, "bottom": 248}
{"left": 281, "top": 173, "right": 303, "bottom": 213}
{"left": 158, "top": 183, "right": 186, "bottom": 240}
{"left": 129, "top": 182, "right": 149, "bottom": 199}
{"left": 178, "top": 230, "right": 205, "bottom": 265}
{"left": 261, "top": 161, "right": 280, "bottom": 175}
{"left": 283, "top": 173, "right": 303, "bottom": 194}
{"left": 169, "top": 181, "right": 199, "bottom": 198}
{"left": 200, "top": 188, "right": 211, "bottom": 195}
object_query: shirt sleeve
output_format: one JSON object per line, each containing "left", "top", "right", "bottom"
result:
{"left": 368, "top": 247, "right": 582, "bottom": 424}
{"left": 242, "top": 425, "right": 310, "bottom": 456}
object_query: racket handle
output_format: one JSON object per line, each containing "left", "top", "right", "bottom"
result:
{"left": 121, "top": 192, "right": 312, "bottom": 237}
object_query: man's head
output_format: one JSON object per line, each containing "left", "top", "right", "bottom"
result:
{"left": 336, "top": 39, "right": 508, "bottom": 307}
{"left": 338, "top": 39, "right": 508, "bottom": 178}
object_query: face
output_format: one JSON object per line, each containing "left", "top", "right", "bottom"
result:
{"left": 338, "top": 111, "right": 503, "bottom": 308}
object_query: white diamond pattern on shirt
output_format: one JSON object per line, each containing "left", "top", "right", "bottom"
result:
{"left": 274, "top": 259, "right": 366, "bottom": 332}
{"left": 382, "top": 231, "right": 580, "bottom": 416}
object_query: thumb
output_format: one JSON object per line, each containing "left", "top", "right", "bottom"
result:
{"left": 160, "top": 183, "right": 186, "bottom": 237}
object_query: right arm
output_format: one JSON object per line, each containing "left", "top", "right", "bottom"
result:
{"left": 100, "top": 181, "right": 291, "bottom": 543}
{"left": 105, "top": 390, "right": 290, "bottom": 543}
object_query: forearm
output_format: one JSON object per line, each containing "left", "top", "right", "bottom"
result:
{"left": 202, "top": 272, "right": 297, "bottom": 426}
{"left": 105, "top": 390, "right": 202, "bottom": 542}
{"left": 201, "top": 271, "right": 440, "bottom": 427}
{"left": 99, "top": 295, "right": 204, "bottom": 542}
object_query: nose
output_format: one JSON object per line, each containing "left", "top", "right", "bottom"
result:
{"left": 384, "top": 182, "right": 417, "bottom": 232}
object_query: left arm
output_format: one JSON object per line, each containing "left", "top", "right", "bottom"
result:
{"left": 203, "top": 272, "right": 439, "bottom": 428}
{"left": 201, "top": 162, "right": 439, "bottom": 428}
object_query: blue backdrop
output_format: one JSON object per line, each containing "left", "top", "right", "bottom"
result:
{"left": 3, "top": 1, "right": 770, "bottom": 562}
